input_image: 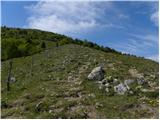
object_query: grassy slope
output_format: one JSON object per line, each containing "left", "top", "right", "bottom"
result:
{"left": 1, "top": 27, "right": 121, "bottom": 61}
{"left": 1, "top": 44, "right": 158, "bottom": 118}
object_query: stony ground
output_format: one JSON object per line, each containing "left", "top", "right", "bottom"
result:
{"left": 1, "top": 44, "right": 159, "bottom": 118}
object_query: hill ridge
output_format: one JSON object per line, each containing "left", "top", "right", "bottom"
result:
{"left": 2, "top": 26, "right": 152, "bottom": 62}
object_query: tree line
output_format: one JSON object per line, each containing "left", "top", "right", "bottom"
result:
{"left": 2, "top": 26, "right": 143, "bottom": 61}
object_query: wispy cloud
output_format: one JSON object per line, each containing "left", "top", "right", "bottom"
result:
{"left": 129, "top": 33, "right": 158, "bottom": 45}
{"left": 118, "top": 13, "right": 129, "bottom": 19}
{"left": 25, "top": 1, "right": 129, "bottom": 34}
{"left": 150, "top": 2, "right": 158, "bottom": 27}
{"left": 150, "top": 10, "right": 159, "bottom": 27}
{"left": 112, "top": 32, "right": 158, "bottom": 61}
{"left": 25, "top": 1, "right": 113, "bottom": 34}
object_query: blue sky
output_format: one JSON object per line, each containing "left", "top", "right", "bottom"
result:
{"left": 1, "top": 1, "right": 159, "bottom": 61}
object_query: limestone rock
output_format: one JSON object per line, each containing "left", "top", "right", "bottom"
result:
{"left": 128, "top": 69, "right": 143, "bottom": 78}
{"left": 10, "top": 77, "right": 16, "bottom": 82}
{"left": 137, "top": 79, "right": 147, "bottom": 85}
{"left": 124, "top": 79, "right": 135, "bottom": 85}
{"left": 114, "top": 83, "right": 128, "bottom": 95}
{"left": 87, "top": 66, "right": 105, "bottom": 81}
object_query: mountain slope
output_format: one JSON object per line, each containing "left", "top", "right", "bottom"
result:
{"left": 1, "top": 26, "right": 123, "bottom": 61}
{"left": 1, "top": 43, "right": 158, "bottom": 118}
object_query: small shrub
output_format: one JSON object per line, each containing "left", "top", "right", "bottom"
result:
{"left": 41, "top": 42, "right": 46, "bottom": 49}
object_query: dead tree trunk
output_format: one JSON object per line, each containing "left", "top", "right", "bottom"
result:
{"left": 56, "top": 42, "right": 58, "bottom": 48}
{"left": 7, "top": 60, "right": 12, "bottom": 91}
{"left": 30, "top": 56, "right": 33, "bottom": 76}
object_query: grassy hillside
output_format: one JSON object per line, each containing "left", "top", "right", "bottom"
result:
{"left": 2, "top": 26, "right": 121, "bottom": 61}
{"left": 1, "top": 27, "right": 159, "bottom": 118}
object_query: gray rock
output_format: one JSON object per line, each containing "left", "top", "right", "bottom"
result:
{"left": 98, "top": 85, "right": 102, "bottom": 90}
{"left": 10, "top": 77, "right": 16, "bottom": 82}
{"left": 101, "top": 78, "right": 108, "bottom": 85}
{"left": 104, "top": 83, "right": 110, "bottom": 87}
{"left": 88, "top": 93, "right": 96, "bottom": 98}
{"left": 128, "top": 69, "right": 143, "bottom": 78}
{"left": 113, "top": 78, "right": 119, "bottom": 85}
{"left": 113, "top": 78, "right": 118, "bottom": 83}
{"left": 96, "top": 81, "right": 102, "bottom": 84}
{"left": 125, "top": 84, "right": 130, "bottom": 90}
{"left": 141, "top": 89, "right": 154, "bottom": 92}
{"left": 35, "top": 101, "right": 43, "bottom": 112}
{"left": 49, "top": 110, "right": 53, "bottom": 113}
{"left": 95, "top": 102, "right": 103, "bottom": 108}
{"left": 137, "top": 79, "right": 146, "bottom": 85}
{"left": 87, "top": 66, "right": 104, "bottom": 81}
{"left": 114, "top": 83, "right": 128, "bottom": 95}
{"left": 128, "top": 91, "right": 134, "bottom": 95}
{"left": 105, "top": 87, "right": 109, "bottom": 92}
{"left": 124, "top": 79, "right": 135, "bottom": 85}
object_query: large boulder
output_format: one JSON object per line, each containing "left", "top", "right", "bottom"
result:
{"left": 88, "top": 66, "right": 105, "bottom": 81}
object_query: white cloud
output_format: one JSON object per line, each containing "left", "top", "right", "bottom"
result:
{"left": 25, "top": 1, "right": 128, "bottom": 34}
{"left": 25, "top": 1, "right": 112, "bottom": 34}
{"left": 150, "top": 2, "right": 158, "bottom": 27}
{"left": 150, "top": 10, "right": 159, "bottom": 27}
{"left": 118, "top": 14, "right": 129, "bottom": 19}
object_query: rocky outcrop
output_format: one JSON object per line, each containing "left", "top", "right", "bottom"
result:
{"left": 87, "top": 66, "right": 152, "bottom": 96}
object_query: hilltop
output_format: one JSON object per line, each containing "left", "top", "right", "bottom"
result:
{"left": 1, "top": 27, "right": 159, "bottom": 118}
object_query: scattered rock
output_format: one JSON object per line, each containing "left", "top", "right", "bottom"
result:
{"left": 104, "top": 83, "right": 110, "bottom": 87}
{"left": 137, "top": 79, "right": 147, "bottom": 85}
{"left": 124, "top": 79, "right": 135, "bottom": 85}
{"left": 35, "top": 101, "right": 43, "bottom": 112}
{"left": 10, "top": 77, "right": 16, "bottom": 83}
{"left": 135, "top": 85, "right": 142, "bottom": 91}
{"left": 128, "top": 69, "right": 143, "bottom": 78}
{"left": 140, "top": 89, "right": 155, "bottom": 93}
{"left": 88, "top": 93, "right": 96, "bottom": 98}
{"left": 113, "top": 78, "right": 118, "bottom": 84}
{"left": 88, "top": 66, "right": 105, "bottom": 81}
{"left": 114, "top": 83, "right": 128, "bottom": 95}
{"left": 101, "top": 78, "right": 108, "bottom": 85}
{"left": 47, "top": 75, "right": 54, "bottom": 80}
{"left": 98, "top": 85, "right": 103, "bottom": 90}
{"left": 95, "top": 102, "right": 103, "bottom": 108}
{"left": 105, "top": 87, "right": 109, "bottom": 92}
{"left": 128, "top": 91, "right": 134, "bottom": 95}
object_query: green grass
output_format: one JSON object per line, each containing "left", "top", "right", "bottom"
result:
{"left": 1, "top": 44, "right": 159, "bottom": 118}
